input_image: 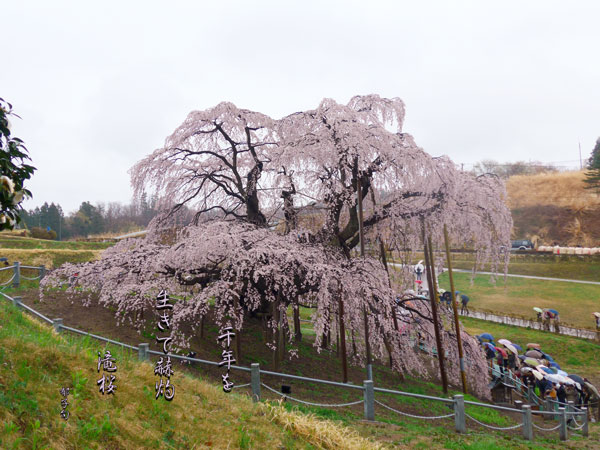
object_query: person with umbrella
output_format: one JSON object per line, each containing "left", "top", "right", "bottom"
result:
{"left": 582, "top": 379, "right": 600, "bottom": 422}
{"left": 456, "top": 291, "right": 470, "bottom": 316}
{"left": 533, "top": 307, "right": 543, "bottom": 324}
{"left": 593, "top": 312, "right": 600, "bottom": 332}
{"left": 414, "top": 260, "right": 424, "bottom": 281}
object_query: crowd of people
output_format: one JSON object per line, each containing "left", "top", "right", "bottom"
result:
{"left": 477, "top": 334, "right": 600, "bottom": 421}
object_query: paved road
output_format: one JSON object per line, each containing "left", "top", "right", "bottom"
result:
{"left": 450, "top": 268, "right": 600, "bottom": 286}
{"left": 389, "top": 263, "right": 600, "bottom": 286}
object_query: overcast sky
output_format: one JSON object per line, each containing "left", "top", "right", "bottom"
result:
{"left": 2, "top": 0, "right": 599, "bottom": 213}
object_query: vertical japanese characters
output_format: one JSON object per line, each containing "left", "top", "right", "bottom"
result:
{"left": 97, "top": 350, "right": 117, "bottom": 395}
{"left": 155, "top": 290, "right": 175, "bottom": 401}
{"left": 59, "top": 387, "right": 70, "bottom": 420}
{"left": 218, "top": 326, "right": 235, "bottom": 393}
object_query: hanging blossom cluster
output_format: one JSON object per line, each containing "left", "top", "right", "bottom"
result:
{"left": 41, "top": 95, "right": 511, "bottom": 398}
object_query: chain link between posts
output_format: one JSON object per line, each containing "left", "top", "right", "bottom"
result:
{"left": 231, "top": 383, "right": 251, "bottom": 389}
{"left": 532, "top": 422, "right": 561, "bottom": 432}
{"left": 464, "top": 413, "right": 522, "bottom": 430}
{"left": 0, "top": 274, "right": 15, "bottom": 286}
{"left": 261, "top": 382, "right": 363, "bottom": 407}
{"left": 21, "top": 274, "right": 41, "bottom": 281}
{"left": 374, "top": 399, "right": 455, "bottom": 420}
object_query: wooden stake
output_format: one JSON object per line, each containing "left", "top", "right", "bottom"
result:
{"left": 338, "top": 287, "right": 348, "bottom": 382}
{"left": 423, "top": 225, "right": 449, "bottom": 394}
{"left": 357, "top": 177, "right": 372, "bottom": 378}
{"left": 444, "top": 224, "right": 468, "bottom": 394}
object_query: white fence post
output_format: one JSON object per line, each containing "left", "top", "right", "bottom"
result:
{"left": 251, "top": 363, "right": 261, "bottom": 402}
{"left": 138, "top": 343, "right": 149, "bottom": 361}
{"left": 582, "top": 407, "right": 589, "bottom": 437}
{"left": 13, "top": 261, "right": 20, "bottom": 288}
{"left": 522, "top": 405, "right": 533, "bottom": 440}
{"left": 363, "top": 380, "right": 374, "bottom": 421}
{"left": 558, "top": 407, "right": 567, "bottom": 441}
{"left": 52, "top": 318, "right": 63, "bottom": 333}
{"left": 454, "top": 394, "right": 466, "bottom": 433}
{"left": 12, "top": 295, "right": 22, "bottom": 310}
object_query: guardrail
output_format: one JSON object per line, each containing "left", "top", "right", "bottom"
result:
{"left": 0, "top": 262, "right": 46, "bottom": 289}
{"left": 0, "top": 290, "right": 592, "bottom": 443}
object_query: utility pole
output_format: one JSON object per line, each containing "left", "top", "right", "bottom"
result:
{"left": 422, "top": 221, "right": 448, "bottom": 394}
{"left": 443, "top": 225, "right": 467, "bottom": 394}
{"left": 357, "top": 176, "right": 372, "bottom": 380}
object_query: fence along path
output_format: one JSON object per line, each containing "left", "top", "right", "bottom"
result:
{"left": 0, "top": 268, "right": 591, "bottom": 443}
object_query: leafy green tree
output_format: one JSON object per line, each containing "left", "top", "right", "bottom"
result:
{"left": 0, "top": 98, "right": 36, "bottom": 230}
{"left": 583, "top": 137, "right": 600, "bottom": 192}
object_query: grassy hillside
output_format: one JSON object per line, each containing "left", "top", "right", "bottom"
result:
{"left": 438, "top": 271, "right": 600, "bottom": 330}
{"left": 506, "top": 171, "right": 600, "bottom": 246}
{"left": 0, "top": 300, "right": 382, "bottom": 450}
{"left": 0, "top": 234, "right": 113, "bottom": 268}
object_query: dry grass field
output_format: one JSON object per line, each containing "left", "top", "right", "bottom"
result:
{"left": 507, "top": 171, "right": 600, "bottom": 246}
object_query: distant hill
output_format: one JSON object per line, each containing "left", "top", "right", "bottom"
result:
{"left": 506, "top": 170, "right": 600, "bottom": 246}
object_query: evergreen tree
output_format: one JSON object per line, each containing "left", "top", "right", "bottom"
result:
{"left": 583, "top": 137, "right": 600, "bottom": 192}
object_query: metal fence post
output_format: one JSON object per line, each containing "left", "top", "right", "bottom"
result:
{"left": 13, "top": 261, "right": 20, "bottom": 288}
{"left": 363, "top": 379, "right": 374, "bottom": 421}
{"left": 12, "top": 295, "right": 23, "bottom": 310}
{"left": 251, "top": 363, "right": 261, "bottom": 402}
{"left": 138, "top": 343, "right": 149, "bottom": 361}
{"left": 52, "top": 318, "right": 63, "bottom": 333}
{"left": 453, "top": 394, "right": 466, "bottom": 433}
{"left": 581, "top": 407, "right": 588, "bottom": 437}
{"left": 39, "top": 265, "right": 46, "bottom": 280}
{"left": 558, "top": 407, "right": 567, "bottom": 441}
{"left": 522, "top": 405, "right": 533, "bottom": 440}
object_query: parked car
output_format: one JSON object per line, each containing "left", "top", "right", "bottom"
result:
{"left": 511, "top": 239, "right": 534, "bottom": 251}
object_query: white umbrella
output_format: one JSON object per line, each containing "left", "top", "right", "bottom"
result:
{"left": 556, "top": 370, "right": 569, "bottom": 377}
{"left": 504, "top": 343, "right": 519, "bottom": 355}
{"left": 531, "top": 369, "right": 544, "bottom": 381}
{"left": 545, "top": 373, "right": 562, "bottom": 384}
{"left": 498, "top": 338, "right": 512, "bottom": 347}
{"left": 593, "top": 312, "right": 600, "bottom": 319}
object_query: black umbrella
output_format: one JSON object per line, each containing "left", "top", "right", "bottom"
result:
{"left": 525, "top": 349, "right": 543, "bottom": 359}
{"left": 568, "top": 374, "right": 585, "bottom": 385}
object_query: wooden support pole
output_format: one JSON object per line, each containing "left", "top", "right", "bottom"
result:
{"left": 443, "top": 224, "right": 468, "bottom": 394}
{"left": 338, "top": 287, "right": 348, "bottom": 383}
{"left": 357, "top": 177, "right": 372, "bottom": 379}
{"left": 423, "top": 227, "right": 448, "bottom": 394}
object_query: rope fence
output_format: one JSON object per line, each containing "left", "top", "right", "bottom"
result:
{"left": 262, "top": 382, "right": 364, "bottom": 408}
{"left": 0, "top": 282, "right": 593, "bottom": 444}
{"left": 374, "top": 399, "right": 454, "bottom": 420}
{"left": 465, "top": 413, "right": 522, "bottom": 431}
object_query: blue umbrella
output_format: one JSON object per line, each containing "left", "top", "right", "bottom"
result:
{"left": 542, "top": 353, "right": 555, "bottom": 362}
{"left": 538, "top": 366, "right": 554, "bottom": 374}
{"left": 511, "top": 343, "right": 523, "bottom": 352}
{"left": 549, "top": 362, "right": 561, "bottom": 370}
{"left": 479, "top": 333, "right": 494, "bottom": 342}
{"left": 548, "top": 309, "right": 559, "bottom": 316}
{"left": 518, "top": 355, "right": 526, "bottom": 361}
{"left": 483, "top": 342, "right": 496, "bottom": 352}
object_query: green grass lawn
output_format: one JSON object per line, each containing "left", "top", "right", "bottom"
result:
{"left": 0, "top": 235, "right": 114, "bottom": 250}
{"left": 438, "top": 272, "right": 600, "bottom": 330}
